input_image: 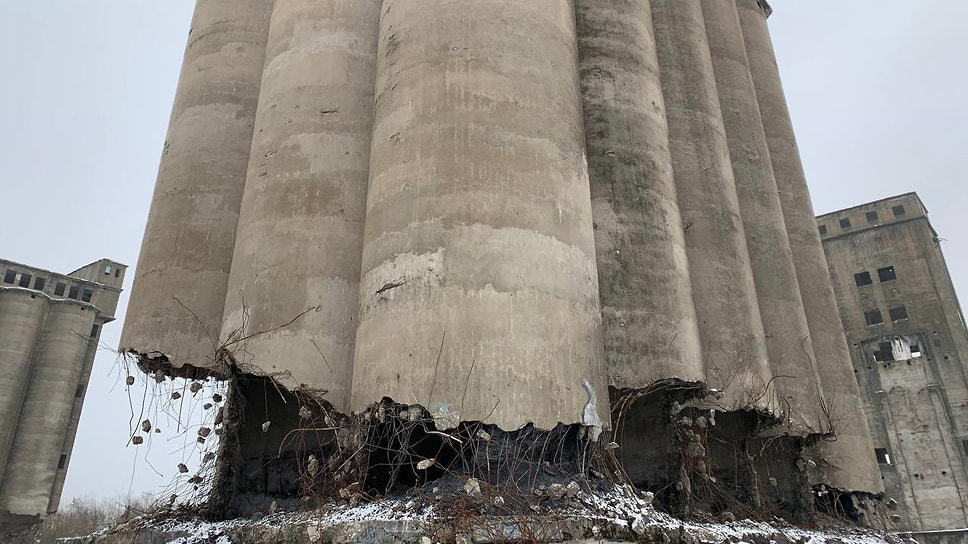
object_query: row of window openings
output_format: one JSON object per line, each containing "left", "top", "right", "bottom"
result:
{"left": 2, "top": 271, "right": 93, "bottom": 302}
{"left": 865, "top": 305, "right": 908, "bottom": 326}
{"left": 819, "top": 205, "right": 907, "bottom": 235}
{"left": 855, "top": 266, "right": 897, "bottom": 286}
{"left": 887, "top": 442, "right": 968, "bottom": 466}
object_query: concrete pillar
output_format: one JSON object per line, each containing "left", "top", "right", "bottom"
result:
{"left": 0, "top": 291, "right": 46, "bottom": 485}
{"left": 352, "top": 0, "right": 608, "bottom": 431}
{"left": 736, "top": 0, "right": 883, "bottom": 493}
{"left": 650, "top": 0, "right": 774, "bottom": 412}
{"left": 121, "top": 0, "right": 272, "bottom": 372}
{"left": 701, "top": 0, "right": 826, "bottom": 434}
{"left": 0, "top": 303, "right": 95, "bottom": 516}
{"left": 576, "top": 0, "right": 704, "bottom": 388}
{"left": 221, "top": 0, "right": 381, "bottom": 410}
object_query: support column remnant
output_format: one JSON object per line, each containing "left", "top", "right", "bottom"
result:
{"left": 121, "top": 0, "right": 272, "bottom": 372}
{"left": 702, "top": 0, "right": 826, "bottom": 435}
{"left": 650, "top": 0, "right": 774, "bottom": 413}
{"left": 222, "top": 0, "right": 381, "bottom": 410}
{"left": 736, "top": 0, "right": 883, "bottom": 494}
{"left": 352, "top": 0, "right": 608, "bottom": 432}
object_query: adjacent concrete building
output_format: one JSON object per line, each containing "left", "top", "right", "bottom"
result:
{"left": 0, "top": 258, "right": 125, "bottom": 525}
{"left": 820, "top": 193, "right": 968, "bottom": 530}
{"left": 122, "top": 0, "right": 882, "bottom": 521}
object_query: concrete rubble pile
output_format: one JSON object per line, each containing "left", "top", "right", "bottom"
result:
{"left": 119, "top": 0, "right": 888, "bottom": 530}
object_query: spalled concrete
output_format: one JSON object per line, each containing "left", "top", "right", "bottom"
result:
{"left": 221, "top": 0, "right": 381, "bottom": 410}
{"left": 735, "top": 0, "right": 883, "bottom": 496}
{"left": 351, "top": 0, "right": 608, "bottom": 432}
{"left": 121, "top": 0, "right": 272, "bottom": 373}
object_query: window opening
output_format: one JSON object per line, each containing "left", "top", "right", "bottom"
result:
{"left": 878, "top": 266, "right": 897, "bottom": 282}
{"left": 104, "top": 265, "right": 112, "bottom": 275}
{"left": 866, "top": 211, "right": 879, "bottom": 223}
{"left": 68, "top": 285, "right": 79, "bottom": 300}
{"left": 75, "top": 384, "right": 85, "bottom": 398}
{"left": 865, "top": 310, "right": 884, "bottom": 326}
{"left": 840, "top": 218, "right": 852, "bottom": 229}
{"left": 34, "top": 277, "right": 46, "bottom": 291}
{"left": 855, "top": 271, "right": 874, "bottom": 287}
{"left": 890, "top": 306, "right": 908, "bottom": 321}
{"left": 81, "top": 289, "right": 93, "bottom": 303}
{"left": 893, "top": 205, "right": 906, "bottom": 217}
{"left": 90, "top": 324, "right": 99, "bottom": 337}
{"left": 18, "top": 274, "right": 31, "bottom": 288}
{"left": 54, "top": 283, "right": 66, "bottom": 296}
{"left": 818, "top": 225, "right": 828, "bottom": 236}
{"left": 115, "top": 268, "right": 121, "bottom": 278}
{"left": 3, "top": 270, "right": 16, "bottom": 284}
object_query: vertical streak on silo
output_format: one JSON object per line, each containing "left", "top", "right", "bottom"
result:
{"left": 221, "top": 0, "right": 381, "bottom": 410}
{"left": 701, "top": 0, "right": 826, "bottom": 434}
{"left": 736, "top": 0, "right": 884, "bottom": 493}
{"left": 650, "top": 0, "right": 774, "bottom": 411}
{"left": 0, "top": 292, "right": 46, "bottom": 487}
{"left": 0, "top": 304, "right": 95, "bottom": 516}
{"left": 576, "top": 0, "right": 704, "bottom": 388}
{"left": 353, "top": 0, "right": 608, "bottom": 431}
{"left": 121, "top": 0, "right": 272, "bottom": 371}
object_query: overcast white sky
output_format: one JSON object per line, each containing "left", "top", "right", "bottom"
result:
{"left": 0, "top": 1, "right": 965, "bottom": 504}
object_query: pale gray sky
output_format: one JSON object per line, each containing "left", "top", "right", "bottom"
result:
{"left": 0, "top": 1, "right": 964, "bottom": 503}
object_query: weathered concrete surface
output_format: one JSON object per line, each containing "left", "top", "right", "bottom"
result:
{"left": 221, "top": 0, "right": 380, "bottom": 410}
{"left": 0, "top": 303, "right": 95, "bottom": 516}
{"left": 735, "top": 0, "right": 883, "bottom": 495}
{"left": 576, "top": 0, "right": 704, "bottom": 388}
{"left": 351, "top": 0, "right": 608, "bottom": 431}
{"left": 0, "top": 259, "right": 124, "bottom": 520}
{"left": 702, "top": 0, "right": 826, "bottom": 434}
{"left": 650, "top": 0, "right": 774, "bottom": 412}
{"left": 121, "top": 0, "right": 271, "bottom": 372}
{"left": 0, "top": 290, "right": 46, "bottom": 479}
{"left": 820, "top": 194, "right": 968, "bottom": 530}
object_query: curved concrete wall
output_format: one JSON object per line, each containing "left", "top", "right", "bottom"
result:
{"left": 352, "top": 0, "right": 608, "bottom": 431}
{"left": 222, "top": 0, "right": 381, "bottom": 410}
{"left": 736, "top": 0, "right": 882, "bottom": 492}
{"left": 650, "top": 0, "right": 774, "bottom": 412}
{"left": 0, "top": 291, "right": 46, "bottom": 483}
{"left": 576, "top": 0, "right": 704, "bottom": 389}
{"left": 0, "top": 303, "right": 95, "bottom": 516}
{"left": 702, "top": 0, "right": 826, "bottom": 433}
{"left": 121, "top": 0, "right": 272, "bottom": 371}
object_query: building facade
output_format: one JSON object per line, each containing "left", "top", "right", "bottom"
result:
{"left": 0, "top": 258, "right": 125, "bottom": 524}
{"left": 122, "top": 0, "right": 883, "bottom": 518}
{"left": 820, "top": 193, "right": 968, "bottom": 530}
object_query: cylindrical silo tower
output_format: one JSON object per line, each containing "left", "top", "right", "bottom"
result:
{"left": 650, "top": 0, "right": 774, "bottom": 412}
{"left": 0, "top": 303, "right": 95, "bottom": 516}
{"left": 576, "top": 0, "right": 704, "bottom": 389}
{"left": 352, "top": 0, "right": 608, "bottom": 432}
{"left": 701, "top": 0, "right": 826, "bottom": 434}
{"left": 221, "top": 0, "right": 381, "bottom": 410}
{"left": 0, "top": 291, "right": 46, "bottom": 483}
{"left": 736, "top": 0, "right": 883, "bottom": 493}
{"left": 121, "top": 0, "right": 272, "bottom": 373}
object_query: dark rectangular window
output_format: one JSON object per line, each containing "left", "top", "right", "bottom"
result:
{"left": 17, "top": 274, "right": 31, "bottom": 288}
{"left": 2, "top": 270, "right": 16, "bottom": 284}
{"left": 90, "top": 324, "right": 100, "bottom": 337}
{"left": 875, "top": 448, "right": 892, "bottom": 465}
{"left": 840, "top": 218, "right": 852, "bottom": 229}
{"left": 893, "top": 205, "right": 906, "bottom": 217}
{"left": 115, "top": 269, "right": 120, "bottom": 278}
{"left": 878, "top": 266, "right": 897, "bottom": 282}
{"left": 818, "top": 225, "right": 828, "bottom": 236}
{"left": 75, "top": 384, "right": 85, "bottom": 398}
{"left": 68, "top": 285, "right": 79, "bottom": 300}
{"left": 963, "top": 440, "right": 968, "bottom": 457}
{"left": 57, "top": 455, "right": 68, "bottom": 470}
{"left": 874, "top": 342, "right": 895, "bottom": 362}
{"left": 866, "top": 211, "right": 879, "bottom": 223}
{"left": 890, "top": 306, "right": 909, "bottom": 321}
{"left": 854, "top": 272, "right": 874, "bottom": 287}
{"left": 54, "top": 282, "right": 66, "bottom": 296}
{"left": 81, "top": 289, "right": 93, "bottom": 303}
{"left": 34, "top": 277, "right": 46, "bottom": 291}
{"left": 865, "top": 310, "right": 884, "bottom": 326}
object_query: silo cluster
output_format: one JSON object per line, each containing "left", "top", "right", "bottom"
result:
{"left": 122, "top": 0, "right": 883, "bottom": 513}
